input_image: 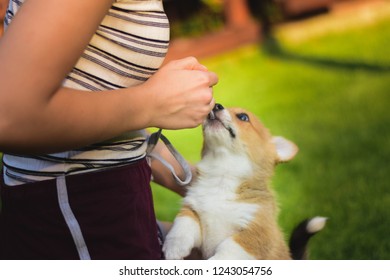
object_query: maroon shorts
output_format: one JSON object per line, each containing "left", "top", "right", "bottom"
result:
{"left": 0, "top": 159, "right": 162, "bottom": 260}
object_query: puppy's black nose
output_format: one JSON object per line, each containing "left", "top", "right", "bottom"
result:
{"left": 213, "top": 103, "right": 224, "bottom": 112}
{"left": 208, "top": 104, "right": 224, "bottom": 120}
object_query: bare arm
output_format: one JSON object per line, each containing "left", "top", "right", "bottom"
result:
{"left": 0, "top": 0, "right": 217, "bottom": 154}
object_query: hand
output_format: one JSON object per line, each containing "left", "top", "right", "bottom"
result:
{"left": 142, "top": 57, "right": 218, "bottom": 129}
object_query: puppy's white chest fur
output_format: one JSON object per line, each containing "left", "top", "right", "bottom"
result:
{"left": 184, "top": 153, "right": 259, "bottom": 258}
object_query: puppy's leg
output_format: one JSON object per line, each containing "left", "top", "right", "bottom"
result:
{"left": 163, "top": 206, "right": 202, "bottom": 260}
{"left": 209, "top": 237, "right": 256, "bottom": 260}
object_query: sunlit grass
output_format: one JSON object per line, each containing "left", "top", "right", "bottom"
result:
{"left": 152, "top": 16, "right": 390, "bottom": 259}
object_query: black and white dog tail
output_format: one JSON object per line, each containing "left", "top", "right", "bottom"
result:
{"left": 289, "top": 216, "right": 327, "bottom": 260}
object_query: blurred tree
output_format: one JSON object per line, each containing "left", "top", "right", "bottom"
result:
{"left": 278, "top": 0, "right": 334, "bottom": 18}
{"left": 248, "top": 0, "right": 276, "bottom": 38}
{"left": 223, "top": 0, "right": 281, "bottom": 40}
{"left": 224, "top": 0, "right": 253, "bottom": 28}
{"left": 164, "top": 0, "right": 224, "bottom": 38}
{"left": 163, "top": 0, "right": 284, "bottom": 39}
{"left": 202, "top": 0, "right": 224, "bottom": 13}
{"left": 163, "top": 0, "right": 203, "bottom": 21}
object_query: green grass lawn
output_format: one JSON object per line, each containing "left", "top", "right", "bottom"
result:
{"left": 152, "top": 17, "right": 390, "bottom": 259}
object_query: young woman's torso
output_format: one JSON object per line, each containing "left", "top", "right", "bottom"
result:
{"left": 2, "top": 0, "right": 170, "bottom": 186}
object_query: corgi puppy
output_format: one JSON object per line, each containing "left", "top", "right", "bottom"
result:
{"left": 163, "top": 104, "right": 301, "bottom": 260}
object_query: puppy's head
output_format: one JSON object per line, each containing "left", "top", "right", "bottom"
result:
{"left": 202, "top": 104, "right": 298, "bottom": 173}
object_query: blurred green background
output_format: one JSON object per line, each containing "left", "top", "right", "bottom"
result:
{"left": 152, "top": 1, "right": 390, "bottom": 260}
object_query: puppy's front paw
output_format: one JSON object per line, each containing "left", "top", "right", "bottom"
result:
{"left": 162, "top": 213, "right": 202, "bottom": 260}
{"left": 163, "top": 235, "right": 193, "bottom": 260}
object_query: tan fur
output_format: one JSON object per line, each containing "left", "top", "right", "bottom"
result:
{"left": 177, "top": 205, "right": 200, "bottom": 222}
{"left": 233, "top": 210, "right": 291, "bottom": 259}
{"left": 164, "top": 106, "right": 298, "bottom": 260}
{"left": 229, "top": 108, "right": 291, "bottom": 259}
{"left": 229, "top": 108, "right": 277, "bottom": 177}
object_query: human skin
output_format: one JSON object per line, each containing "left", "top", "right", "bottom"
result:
{"left": 0, "top": 0, "right": 218, "bottom": 154}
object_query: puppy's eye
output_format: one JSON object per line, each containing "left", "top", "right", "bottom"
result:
{"left": 236, "top": 113, "right": 250, "bottom": 122}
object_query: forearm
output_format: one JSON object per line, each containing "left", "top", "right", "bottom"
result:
{"left": 0, "top": 0, "right": 127, "bottom": 153}
{"left": 0, "top": 85, "right": 153, "bottom": 154}
{"left": 0, "top": 0, "right": 218, "bottom": 153}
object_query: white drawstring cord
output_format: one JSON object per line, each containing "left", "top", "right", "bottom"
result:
{"left": 146, "top": 129, "right": 193, "bottom": 187}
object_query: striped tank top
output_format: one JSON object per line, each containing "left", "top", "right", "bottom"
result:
{"left": 2, "top": 0, "right": 170, "bottom": 186}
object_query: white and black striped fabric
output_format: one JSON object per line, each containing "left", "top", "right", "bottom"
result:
{"left": 2, "top": 0, "right": 170, "bottom": 186}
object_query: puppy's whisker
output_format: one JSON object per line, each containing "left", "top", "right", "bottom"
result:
{"left": 209, "top": 111, "right": 216, "bottom": 120}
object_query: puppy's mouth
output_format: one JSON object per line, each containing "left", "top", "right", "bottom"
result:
{"left": 206, "top": 111, "right": 236, "bottom": 139}
{"left": 208, "top": 110, "right": 216, "bottom": 120}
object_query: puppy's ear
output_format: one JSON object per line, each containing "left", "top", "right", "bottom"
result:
{"left": 272, "top": 136, "right": 298, "bottom": 163}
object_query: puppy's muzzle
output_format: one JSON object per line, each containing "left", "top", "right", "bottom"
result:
{"left": 208, "top": 103, "right": 225, "bottom": 120}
